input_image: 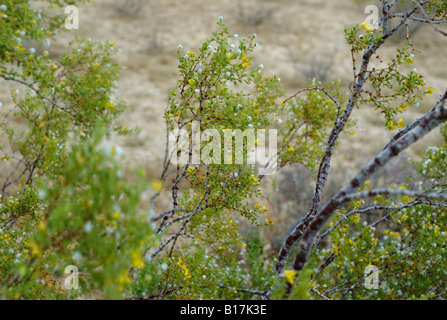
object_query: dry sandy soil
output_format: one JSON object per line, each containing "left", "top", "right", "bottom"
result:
{"left": 1, "top": 0, "right": 446, "bottom": 244}
{"left": 66, "top": 0, "right": 446, "bottom": 160}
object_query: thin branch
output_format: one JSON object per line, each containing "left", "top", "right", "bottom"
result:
{"left": 146, "top": 166, "right": 211, "bottom": 261}
{"left": 218, "top": 283, "right": 269, "bottom": 296}
{"left": 125, "top": 287, "right": 177, "bottom": 300}
{"left": 337, "top": 188, "right": 447, "bottom": 206}
{"left": 1, "top": 159, "right": 25, "bottom": 199}
{"left": 390, "top": 13, "right": 447, "bottom": 25}
{"left": 283, "top": 87, "right": 340, "bottom": 112}
{"left": 411, "top": 0, "right": 447, "bottom": 36}
{"left": 382, "top": 0, "right": 390, "bottom": 34}
{"left": 312, "top": 200, "right": 424, "bottom": 249}
{"left": 384, "top": 0, "right": 429, "bottom": 38}
{"left": 278, "top": 88, "right": 447, "bottom": 278}
{"left": 151, "top": 208, "right": 185, "bottom": 222}
{"left": 158, "top": 207, "right": 206, "bottom": 233}
{"left": 274, "top": 31, "right": 388, "bottom": 277}
{"left": 0, "top": 75, "right": 73, "bottom": 116}
{"left": 311, "top": 287, "right": 331, "bottom": 300}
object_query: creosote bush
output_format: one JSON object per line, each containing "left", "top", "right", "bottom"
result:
{"left": 1, "top": 0, "right": 447, "bottom": 300}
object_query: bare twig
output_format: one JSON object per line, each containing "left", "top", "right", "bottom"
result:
{"left": 312, "top": 200, "right": 424, "bottom": 249}
{"left": 411, "top": 0, "right": 447, "bottom": 36}
{"left": 311, "top": 287, "right": 331, "bottom": 300}
{"left": 0, "top": 75, "right": 73, "bottom": 116}
{"left": 218, "top": 283, "right": 269, "bottom": 296}
{"left": 146, "top": 166, "right": 211, "bottom": 261}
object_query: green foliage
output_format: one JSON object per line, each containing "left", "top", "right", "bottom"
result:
{"left": 165, "top": 21, "right": 281, "bottom": 227}
{"left": 309, "top": 143, "right": 447, "bottom": 300}
{"left": 35, "top": 131, "right": 156, "bottom": 298}
{"left": 1, "top": 0, "right": 447, "bottom": 301}
{"left": 1, "top": 131, "right": 157, "bottom": 299}
{"left": 0, "top": 0, "right": 88, "bottom": 62}
{"left": 345, "top": 25, "right": 432, "bottom": 130}
{"left": 0, "top": 0, "right": 155, "bottom": 299}
{"left": 131, "top": 230, "right": 274, "bottom": 300}
{"left": 278, "top": 79, "right": 347, "bottom": 169}
{"left": 427, "top": 0, "right": 447, "bottom": 19}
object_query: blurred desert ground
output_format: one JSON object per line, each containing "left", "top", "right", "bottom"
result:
{"left": 55, "top": 0, "right": 447, "bottom": 163}
{"left": 1, "top": 0, "right": 447, "bottom": 248}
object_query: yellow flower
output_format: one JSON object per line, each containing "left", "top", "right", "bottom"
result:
{"left": 116, "top": 271, "right": 131, "bottom": 290}
{"left": 405, "top": 56, "right": 415, "bottom": 64}
{"left": 106, "top": 100, "right": 115, "bottom": 111}
{"left": 112, "top": 211, "right": 120, "bottom": 219}
{"left": 118, "top": 126, "right": 127, "bottom": 134}
{"left": 399, "top": 102, "right": 410, "bottom": 111}
{"left": 187, "top": 167, "right": 196, "bottom": 173}
{"left": 131, "top": 250, "right": 144, "bottom": 269}
{"left": 283, "top": 269, "right": 298, "bottom": 285}
{"left": 251, "top": 174, "right": 260, "bottom": 186}
{"left": 288, "top": 146, "right": 294, "bottom": 152}
{"left": 240, "top": 53, "right": 250, "bottom": 69}
{"left": 177, "top": 257, "right": 192, "bottom": 279}
{"left": 187, "top": 50, "right": 196, "bottom": 58}
{"left": 149, "top": 179, "right": 164, "bottom": 192}
{"left": 425, "top": 86, "right": 436, "bottom": 97}
{"left": 38, "top": 221, "right": 46, "bottom": 232}
{"left": 360, "top": 21, "right": 375, "bottom": 34}
{"left": 1, "top": 231, "right": 10, "bottom": 242}
{"left": 265, "top": 219, "right": 275, "bottom": 226}
{"left": 387, "top": 120, "right": 398, "bottom": 130}
{"left": 397, "top": 118, "right": 405, "bottom": 129}
{"left": 29, "top": 241, "right": 41, "bottom": 257}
